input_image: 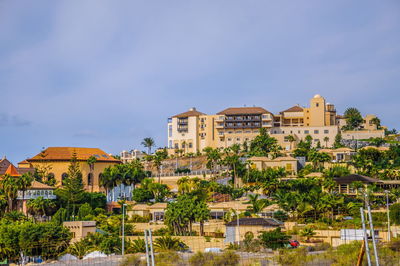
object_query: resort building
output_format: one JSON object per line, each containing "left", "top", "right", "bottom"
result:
{"left": 167, "top": 94, "right": 385, "bottom": 153}
{"left": 19, "top": 147, "right": 121, "bottom": 192}
{"left": 0, "top": 162, "right": 55, "bottom": 215}
{"left": 120, "top": 149, "right": 146, "bottom": 163}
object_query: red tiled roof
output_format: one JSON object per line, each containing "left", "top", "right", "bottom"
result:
{"left": 217, "top": 107, "right": 271, "bottom": 115}
{"left": 281, "top": 105, "right": 304, "bottom": 113}
{"left": 30, "top": 180, "right": 55, "bottom": 189}
{"left": 27, "top": 147, "right": 121, "bottom": 163}
{"left": 5, "top": 164, "right": 20, "bottom": 177}
{"left": 173, "top": 110, "right": 205, "bottom": 118}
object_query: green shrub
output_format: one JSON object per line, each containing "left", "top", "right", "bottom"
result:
{"left": 120, "top": 254, "right": 141, "bottom": 266}
{"left": 189, "top": 251, "right": 240, "bottom": 266}
{"left": 152, "top": 227, "right": 171, "bottom": 236}
{"left": 390, "top": 203, "right": 400, "bottom": 225}
{"left": 130, "top": 214, "right": 151, "bottom": 223}
{"left": 155, "top": 251, "right": 183, "bottom": 266}
{"left": 259, "top": 228, "right": 291, "bottom": 250}
{"left": 127, "top": 238, "right": 146, "bottom": 253}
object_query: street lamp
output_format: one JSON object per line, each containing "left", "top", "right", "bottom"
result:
{"left": 384, "top": 190, "right": 391, "bottom": 242}
{"left": 122, "top": 203, "right": 127, "bottom": 256}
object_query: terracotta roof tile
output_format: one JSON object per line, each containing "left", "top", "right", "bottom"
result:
{"left": 30, "top": 180, "right": 55, "bottom": 189}
{"left": 27, "top": 147, "right": 121, "bottom": 163}
{"left": 5, "top": 164, "right": 20, "bottom": 176}
{"left": 281, "top": 105, "right": 304, "bottom": 113}
{"left": 217, "top": 107, "right": 271, "bottom": 115}
{"left": 173, "top": 110, "right": 205, "bottom": 118}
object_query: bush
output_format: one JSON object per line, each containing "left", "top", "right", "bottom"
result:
{"left": 390, "top": 203, "right": 400, "bottom": 225}
{"left": 273, "top": 210, "right": 288, "bottom": 222}
{"left": 154, "top": 236, "right": 188, "bottom": 252}
{"left": 127, "top": 238, "right": 146, "bottom": 253}
{"left": 175, "top": 168, "right": 191, "bottom": 174}
{"left": 155, "top": 251, "right": 183, "bottom": 266}
{"left": 189, "top": 251, "right": 240, "bottom": 266}
{"left": 152, "top": 227, "right": 171, "bottom": 236}
{"left": 132, "top": 188, "right": 154, "bottom": 203}
{"left": 259, "top": 228, "right": 291, "bottom": 250}
{"left": 307, "top": 242, "right": 331, "bottom": 251}
{"left": 130, "top": 214, "right": 151, "bottom": 223}
{"left": 120, "top": 254, "right": 141, "bottom": 266}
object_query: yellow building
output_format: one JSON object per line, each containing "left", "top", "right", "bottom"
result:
{"left": 249, "top": 156, "right": 298, "bottom": 175}
{"left": 167, "top": 95, "right": 383, "bottom": 152}
{"left": 19, "top": 147, "right": 121, "bottom": 192}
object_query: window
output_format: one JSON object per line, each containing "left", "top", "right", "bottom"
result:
{"left": 228, "top": 131, "right": 233, "bottom": 134}
{"left": 168, "top": 125, "right": 172, "bottom": 137}
{"left": 189, "top": 143, "right": 193, "bottom": 148}
{"left": 316, "top": 103, "right": 319, "bottom": 107}
{"left": 324, "top": 130, "right": 329, "bottom": 134}
{"left": 314, "top": 130, "right": 319, "bottom": 134}
{"left": 174, "top": 143, "right": 179, "bottom": 149}
{"left": 237, "top": 131, "right": 242, "bottom": 134}
{"left": 62, "top": 173, "right": 68, "bottom": 185}
{"left": 182, "top": 143, "right": 185, "bottom": 148}
{"left": 253, "top": 130, "right": 258, "bottom": 133}
{"left": 282, "top": 131, "right": 285, "bottom": 134}
{"left": 228, "top": 138, "right": 232, "bottom": 141}
{"left": 236, "top": 138, "right": 240, "bottom": 141}
{"left": 87, "top": 173, "right": 93, "bottom": 186}
{"left": 245, "top": 131, "right": 251, "bottom": 133}
{"left": 304, "top": 130, "right": 309, "bottom": 134}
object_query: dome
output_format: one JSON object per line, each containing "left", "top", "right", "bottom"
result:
{"left": 313, "top": 94, "right": 322, "bottom": 98}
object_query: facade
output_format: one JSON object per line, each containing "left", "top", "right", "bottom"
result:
{"left": 167, "top": 95, "right": 385, "bottom": 152}
{"left": 225, "top": 218, "right": 284, "bottom": 243}
{"left": 63, "top": 221, "right": 97, "bottom": 243}
{"left": 120, "top": 149, "right": 145, "bottom": 163}
{"left": 19, "top": 147, "right": 121, "bottom": 192}
{"left": 0, "top": 163, "right": 55, "bottom": 215}
{"left": 249, "top": 156, "right": 299, "bottom": 175}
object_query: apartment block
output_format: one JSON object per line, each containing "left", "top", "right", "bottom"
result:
{"left": 167, "top": 94, "right": 383, "bottom": 153}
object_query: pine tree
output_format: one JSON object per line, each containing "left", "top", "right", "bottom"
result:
{"left": 333, "top": 133, "right": 343, "bottom": 148}
{"left": 56, "top": 151, "right": 85, "bottom": 218}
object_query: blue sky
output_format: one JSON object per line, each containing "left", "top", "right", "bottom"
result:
{"left": 1, "top": 0, "right": 399, "bottom": 163}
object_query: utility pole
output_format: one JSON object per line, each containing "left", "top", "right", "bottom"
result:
{"left": 144, "top": 230, "right": 150, "bottom": 266}
{"left": 122, "top": 203, "right": 127, "bottom": 256}
{"left": 360, "top": 207, "right": 372, "bottom": 266}
{"left": 385, "top": 190, "right": 391, "bottom": 242}
{"left": 149, "top": 230, "right": 155, "bottom": 266}
{"left": 367, "top": 205, "right": 380, "bottom": 266}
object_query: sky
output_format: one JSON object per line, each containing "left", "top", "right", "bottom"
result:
{"left": 0, "top": 0, "right": 399, "bottom": 163}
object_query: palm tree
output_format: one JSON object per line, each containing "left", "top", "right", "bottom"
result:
{"left": 87, "top": 156, "right": 97, "bottom": 192}
{"left": 27, "top": 196, "right": 56, "bottom": 221}
{"left": 300, "top": 227, "right": 316, "bottom": 242}
{"left": 323, "top": 136, "right": 330, "bottom": 148}
{"left": 127, "top": 239, "right": 146, "bottom": 253}
{"left": 246, "top": 194, "right": 270, "bottom": 214}
{"left": 203, "top": 147, "right": 221, "bottom": 177}
{"left": 177, "top": 177, "right": 191, "bottom": 194}
{"left": 0, "top": 174, "right": 18, "bottom": 211}
{"left": 141, "top": 137, "right": 155, "bottom": 155}
{"left": 67, "top": 241, "right": 92, "bottom": 259}
{"left": 286, "top": 135, "right": 296, "bottom": 150}
{"left": 154, "top": 236, "right": 185, "bottom": 252}
{"left": 16, "top": 172, "right": 33, "bottom": 207}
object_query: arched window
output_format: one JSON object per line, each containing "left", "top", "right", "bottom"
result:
{"left": 61, "top": 173, "right": 68, "bottom": 185}
{"left": 88, "top": 173, "right": 93, "bottom": 186}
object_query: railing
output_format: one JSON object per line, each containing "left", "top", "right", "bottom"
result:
{"left": 148, "top": 168, "right": 228, "bottom": 178}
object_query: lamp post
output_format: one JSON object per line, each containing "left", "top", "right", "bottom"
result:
{"left": 385, "top": 190, "right": 391, "bottom": 242}
{"left": 122, "top": 203, "right": 127, "bottom": 256}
